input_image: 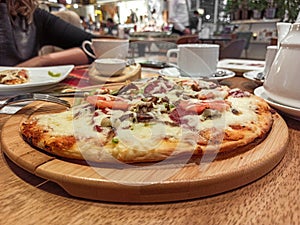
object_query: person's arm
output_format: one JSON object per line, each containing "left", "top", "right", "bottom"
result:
{"left": 183, "top": 28, "right": 191, "bottom": 35}
{"left": 35, "top": 9, "right": 93, "bottom": 49}
{"left": 20, "top": 9, "right": 95, "bottom": 66}
{"left": 16, "top": 47, "right": 89, "bottom": 67}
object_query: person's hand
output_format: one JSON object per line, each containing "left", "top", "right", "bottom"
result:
{"left": 183, "top": 28, "right": 191, "bottom": 35}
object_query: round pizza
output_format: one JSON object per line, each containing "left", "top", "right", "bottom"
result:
{"left": 20, "top": 76, "right": 273, "bottom": 164}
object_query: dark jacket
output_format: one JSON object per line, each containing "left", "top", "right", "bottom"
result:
{"left": 0, "top": 5, "right": 94, "bottom": 66}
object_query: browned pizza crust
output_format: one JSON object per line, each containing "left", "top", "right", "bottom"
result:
{"left": 198, "top": 95, "right": 273, "bottom": 155}
{"left": 20, "top": 119, "right": 80, "bottom": 159}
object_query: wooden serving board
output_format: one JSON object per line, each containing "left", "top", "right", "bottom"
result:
{"left": 1, "top": 101, "right": 288, "bottom": 203}
{"left": 89, "top": 63, "right": 141, "bottom": 84}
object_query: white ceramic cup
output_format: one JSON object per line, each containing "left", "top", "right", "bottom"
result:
{"left": 166, "top": 44, "right": 219, "bottom": 77}
{"left": 264, "top": 23, "right": 300, "bottom": 108}
{"left": 263, "top": 45, "right": 278, "bottom": 77}
{"left": 276, "top": 22, "right": 291, "bottom": 48}
{"left": 82, "top": 38, "right": 129, "bottom": 59}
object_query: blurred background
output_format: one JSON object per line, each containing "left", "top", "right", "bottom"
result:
{"left": 38, "top": 0, "right": 300, "bottom": 60}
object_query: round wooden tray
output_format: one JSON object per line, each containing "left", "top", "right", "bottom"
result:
{"left": 89, "top": 63, "right": 141, "bottom": 84}
{"left": 1, "top": 101, "right": 288, "bottom": 203}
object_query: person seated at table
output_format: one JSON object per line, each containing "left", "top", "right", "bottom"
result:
{"left": 103, "top": 18, "right": 118, "bottom": 36}
{"left": 0, "top": 0, "right": 96, "bottom": 67}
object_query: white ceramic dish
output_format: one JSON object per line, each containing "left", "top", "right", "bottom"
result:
{"left": 0, "top": 65, "right": 74, "bottom": 95}
{"left": 94, "top": 58, "right": 126, "bottom": 76}
{"left": 254, "top": 86, "right": 300, "bottom": 120}
{"left": 243, "top": 70, "right": 264, "bottom": 83}
{"left": 217, "top": 59, "right": 265, "bottom": 73}
{"left": 159, "top": 67, "right": 235, "bottom": 80}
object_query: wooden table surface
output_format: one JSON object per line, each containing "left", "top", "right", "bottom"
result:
{"left": 0, "top": 74, "right": 299, "bottom": 224}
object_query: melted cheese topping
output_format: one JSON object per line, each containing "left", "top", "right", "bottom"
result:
{"left": 184, "top": 96, "right": 259, "bottom": 131}
{"left": 37, "top": 110, "right": 74, "bottom": 136}
{"left": 37, "top": 108, "right": 109, "bottom": 141}
{"left": 120, "top": 122, "right": 181, "bottom": 148}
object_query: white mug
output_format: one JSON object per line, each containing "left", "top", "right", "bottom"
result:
{"left": 263, "top": 45, "right": 278, "bottom": 77}
{"left": 166, "top": 44, "right": 219, "bottom": 77}
{"left": 82, "top": 38, "right": 129, "bottom": 59}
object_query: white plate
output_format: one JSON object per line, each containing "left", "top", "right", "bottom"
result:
{"left": 254, "top": 86, "right": 300, "bottom": 120}
{"left": 159, "top": 68, "right": 235, "bottom": 80}
{"left": 0, "top": 65, "right": 74, "bottom": 95}
{"left": 243, "top": 70, "right": 264, "bottom": 83}
{"left": 218, "top": 59, "right": 265, "bottom": 73}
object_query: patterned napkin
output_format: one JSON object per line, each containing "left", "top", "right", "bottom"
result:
{"left": 0, "top": 97, "right": 29, "bottom": 114}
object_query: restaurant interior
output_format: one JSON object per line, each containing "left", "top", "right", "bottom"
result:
{"left": 38, "top": 0, "right": 299, "bottom": 59}
{"left": 0, "top": 0, "right": 299, "bottom": 224}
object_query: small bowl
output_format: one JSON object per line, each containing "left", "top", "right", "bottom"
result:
{"left": 94, "top": 58, "right": 126, "bottom": 76}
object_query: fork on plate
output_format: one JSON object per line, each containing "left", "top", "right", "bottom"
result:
{"left": 0, "top": 93, "right": 71, "bottom": 110}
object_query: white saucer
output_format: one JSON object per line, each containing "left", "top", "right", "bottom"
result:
{"left": 254, "top": 86, "right": 300, "bottom": 120}
{"left": 243, "top": 70, "right": 264, "bottom": 83}
{"left": 159, "top": 68, "right": 235, "bottom": 80}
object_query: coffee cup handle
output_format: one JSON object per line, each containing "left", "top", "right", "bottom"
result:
{"left": 166, "top": 49, "right": 179, "bottom": 64}
{"left": 82, "top": 40, "right": 96, "bottom": 59}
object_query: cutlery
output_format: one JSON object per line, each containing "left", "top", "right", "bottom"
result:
{"left": 126, "top": 58, "right": 136, "bottom": 66}
{"left": 50, "top": 91, "right": 89, "bottom": 98}
{"left": 254, "top": 72, "right": 265, "bottom": 80}
{"left": 210, "top": 70, "right": 227, "bottom": 77}
{"left": 0, "top": 93, "right": 71, "bottom": 110}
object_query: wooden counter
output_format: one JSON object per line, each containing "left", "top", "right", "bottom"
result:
{"left": 0, "top": 76, "right": 299, "bottom": 224}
